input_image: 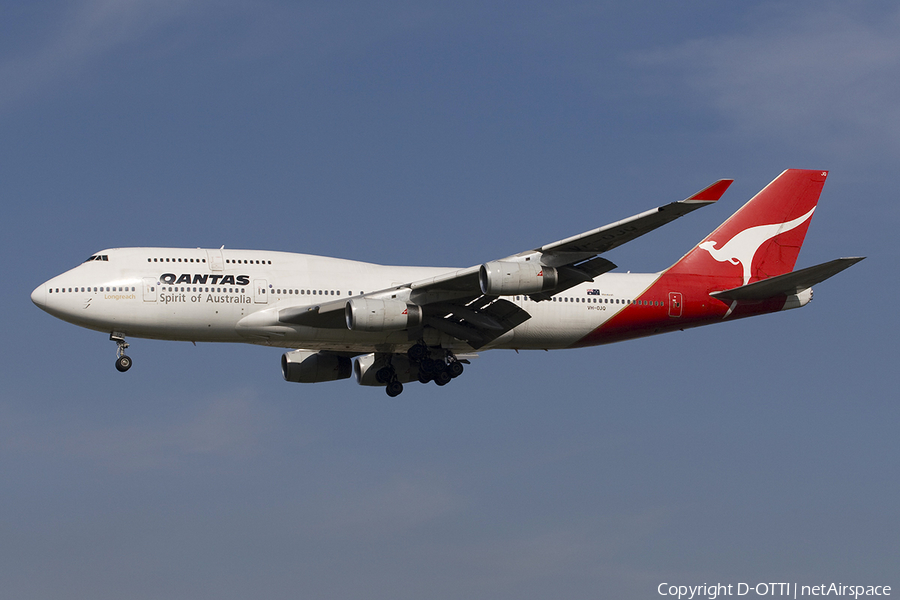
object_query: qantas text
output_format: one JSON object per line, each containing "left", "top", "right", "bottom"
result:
{"left": 160, "top": 273, "right": 250, "bottom": 286}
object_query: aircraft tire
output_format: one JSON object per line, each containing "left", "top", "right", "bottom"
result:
{"left": 376, "top": 367, "right": 393, "bottom": 384}
{"left": 115, "top": 355, "right": 132, "bottom": 372}
{"left": 448, "top": 361, "right": 464, "bottom": 378}
{"left": 386, "top": 380, "right": 403, "bottom": 397}
{"left": 407, "top": 343, "right": 427, "bottom": 362}
{"left": 423, "top": 358, "right": 444, "bottom": 374}
{"left": 434, "top": 370, "right": 451, "bottom": 386}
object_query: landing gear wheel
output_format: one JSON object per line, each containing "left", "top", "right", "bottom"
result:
{"left": 447, "top": 361, "right": 464, "bottom": 378}
{"left": 386, "top": 380, "right": 404, "bottom": 397}
{"left": 417, "top": 371, "right": 432, "bottom": 384}
{"left": 115, "top": 355, "right": 132, "bottom": 372}
{"left": 110, "top": 332, "right": 131, "bottom": 373}
{"left": 407, "top": 342, "right": 427, "bottom": 362}
{"left": 434, "top": 369, "right": 452, "bottom": 386}
{"left": 376, "top": 366, "right": 394, "bottom": 384}
{"left": 422, "top": 358, "right": 444, "bottom": 374}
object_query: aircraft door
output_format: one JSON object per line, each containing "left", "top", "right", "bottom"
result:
{"left": 207, "top": 249, "right": 224, "bottom": 271}
{"left": 254, "top": 279, "right": 268, "bottom": 304}
{"left": 668, "top": 292, "right": 683, "bottom": 317}
{"left": 143, "top": 277, "right": 157, "bottom": 302}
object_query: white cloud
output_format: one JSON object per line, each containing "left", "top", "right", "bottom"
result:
{"left": 0, "top": 0, "right": 191, "bottom": 112}
{"left": 633, "top": 5, "right": 900, "bottom": 158}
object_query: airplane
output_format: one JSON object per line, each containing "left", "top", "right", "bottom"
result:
{"left": 32, "top": 169, "right": 863, "bottom": 397}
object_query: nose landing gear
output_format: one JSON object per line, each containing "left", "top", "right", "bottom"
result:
{"left": 110, "top": 333, "right": 132, "bottom": 372}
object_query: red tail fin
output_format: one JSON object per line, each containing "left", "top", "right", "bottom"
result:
{"left": 667, "top": 169, "right": 827, "bottom": 286}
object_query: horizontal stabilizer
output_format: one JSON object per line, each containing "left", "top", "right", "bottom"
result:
{"left": 710, "top": 257, "right": 864, "bottom": 301}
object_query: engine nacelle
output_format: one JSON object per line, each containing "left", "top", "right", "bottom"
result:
{"left": 345, "top": 298, "right": 423, "bottom": 332}
{"left": 282, "top": 350, "right": 352, "bottom": 383}
{"left": 479, "top": 261, "right": 557, "bottom": 295}
{"left": 353, "top": 353, "right": 419, "bottom": 386}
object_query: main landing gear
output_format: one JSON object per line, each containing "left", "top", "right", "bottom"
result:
{"left": 110, "top": 333, "right": 132, "bottom": 372}
{"left": 376, "top": 343, "right": 466, "bottom": 397}
{"left": 409, "top": 342, "right": 465, "bottom": 389}
{"left": 375, "top": 362, "right": 405, "bottom": 397}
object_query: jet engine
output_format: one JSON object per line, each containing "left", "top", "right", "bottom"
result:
{"left": 282, "top": 350, "right": 352, "bottom": 383}
{"left": 479, "top": 261, "right": 557, "bottom": 295}
{"left": 345, "top": 298, "right": 423, "bottom": 332}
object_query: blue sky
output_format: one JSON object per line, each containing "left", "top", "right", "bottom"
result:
{"left": 2, "top": 2, "right": 897, "bottom": 598}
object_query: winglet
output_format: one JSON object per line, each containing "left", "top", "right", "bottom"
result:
{"left": 686, "top": 179, "right": 733, "bottom": 203}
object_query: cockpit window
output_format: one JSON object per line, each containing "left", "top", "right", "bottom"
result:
{"left": 83, "top": 255, "right": 109, "bottom": 263}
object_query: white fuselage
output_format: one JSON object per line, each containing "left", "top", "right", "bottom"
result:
{"left": 32, "top": 247, "right": 654, "bottom": 353}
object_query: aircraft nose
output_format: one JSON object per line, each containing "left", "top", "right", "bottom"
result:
{"left": 31, "top": 283, "right": 47, "bottom": 309}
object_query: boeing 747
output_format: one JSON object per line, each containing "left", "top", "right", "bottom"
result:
{"left": 32, "top": 169, "right": 863, "bottom": 396}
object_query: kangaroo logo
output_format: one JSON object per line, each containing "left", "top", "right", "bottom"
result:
{"left": 698, "top": 207, "right": 816, "bottom": 285}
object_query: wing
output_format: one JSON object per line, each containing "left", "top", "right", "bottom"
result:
{"left": 406, "top": 177, "right": 731, "bottom": 303}
{"left": 535, "top": 178, "right": 733, "bottom": 255}
{"left": 280, "top": 178, "right": 733, "bottom": 348}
